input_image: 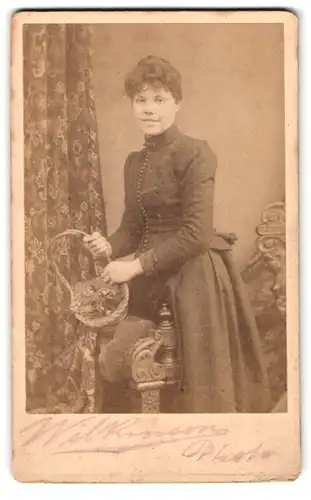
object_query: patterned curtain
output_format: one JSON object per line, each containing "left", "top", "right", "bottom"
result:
{"left": 24, "top": 24, "right": 107, "bottom": 413}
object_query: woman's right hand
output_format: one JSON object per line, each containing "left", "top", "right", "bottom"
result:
{"left": 83, "top": 232, "right": 112, "bottom": 258}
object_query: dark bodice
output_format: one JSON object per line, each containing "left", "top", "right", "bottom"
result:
{"left": 135, "top": 145, "right": 184, "bottom": 252}
{"left": 108, "top": 125, "right": 232, "bottom": 276}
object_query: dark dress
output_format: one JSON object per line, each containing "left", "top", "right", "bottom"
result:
{"left": 106, "top": 124, "right": 272, "bottom": 413}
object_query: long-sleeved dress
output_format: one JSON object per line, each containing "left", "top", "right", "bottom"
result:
{"left": 106, "top": 124, "right": 272, "bottom": 413}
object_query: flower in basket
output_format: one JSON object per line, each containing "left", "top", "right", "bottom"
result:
{"left": 70, "top": 276, "right": 128, "bottom": 327}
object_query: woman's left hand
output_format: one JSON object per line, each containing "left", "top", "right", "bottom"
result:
{"left": 101, "top": 259, "right": 143, "bottom": 284}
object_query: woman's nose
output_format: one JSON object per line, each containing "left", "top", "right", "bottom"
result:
{"left": 144, "top": 109, "right": 153, "bottom": 115}
{"left": 143, "top": 102, "right": 156, "bottom": 114}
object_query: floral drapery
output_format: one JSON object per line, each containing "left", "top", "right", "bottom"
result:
{"left": 24, "top": 24, "right": 107, "bottom": 413}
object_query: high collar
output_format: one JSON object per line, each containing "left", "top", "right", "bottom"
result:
{"left": 143, "top": 124, "right": 181, "bottom": 151}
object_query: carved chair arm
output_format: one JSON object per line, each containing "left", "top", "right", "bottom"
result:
{"left": 130, "top": 303, "right": 179, "bottom": 385}
{"left": 129, "top": 303, "right": 180, "bottom": 413}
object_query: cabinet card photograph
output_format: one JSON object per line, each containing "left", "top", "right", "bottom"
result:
{"left": 11, "top": 10, "right": 300, "bottom": 483}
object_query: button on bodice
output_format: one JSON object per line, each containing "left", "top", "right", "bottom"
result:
{"left": 135, "top": 150, "right": 151, "bottom": 252}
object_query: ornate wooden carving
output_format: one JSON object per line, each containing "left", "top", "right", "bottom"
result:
{"left": 141, "top": 389, "right": 162, "bottom": 413}
{"left": 130, "top": 303, "right": 179, "bottom": 413}
{"left": 255, "top": 201, "right": 286, "bottom": 318}
{"left": 242, "top": 201, "right": 287, "bottom": 411}
{"left": 130, "top": 335, "right": 166, "bottom": 386}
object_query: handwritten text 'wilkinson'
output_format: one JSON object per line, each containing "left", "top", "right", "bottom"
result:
{"left": 20, "top": 416, "right": 228, "bottom": 453}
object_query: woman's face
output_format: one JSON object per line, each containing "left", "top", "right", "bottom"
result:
{"left": 132, "top": 84, "right": 180, "bottom": 136}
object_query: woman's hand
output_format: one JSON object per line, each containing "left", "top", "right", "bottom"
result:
{"left": 101, "top": 259, "right": 143, "bottom": 284}
{"left": 83, "top": 232, "right": 112, "bottom": 258}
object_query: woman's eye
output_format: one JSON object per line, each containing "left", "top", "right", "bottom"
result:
{"left": 155, "top": 97, "right": 164, "bottom": 104}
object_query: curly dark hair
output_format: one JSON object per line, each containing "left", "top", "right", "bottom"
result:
{"left": 124, "top": 55, "right": 182, "bottom": 102}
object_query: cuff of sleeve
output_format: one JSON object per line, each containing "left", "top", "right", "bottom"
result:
{"left": 106, "top": 236, "right": 117, "bottom": 260}
{"left": 138, "top": 249, "right": 158, "bottom": 276}
{"left": 106, "top": 241, "right": 112, "bottom": 258}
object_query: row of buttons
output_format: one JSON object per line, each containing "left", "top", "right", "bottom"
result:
{"left": 136, "top": 150, "right": 150, "bottom": 252}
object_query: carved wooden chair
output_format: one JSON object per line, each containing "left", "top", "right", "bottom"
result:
{"left": 98, "top": 303, "right": 180, "bottom": 414}
{"left": 242, "top": 201, "right": 287, "bottom": 412}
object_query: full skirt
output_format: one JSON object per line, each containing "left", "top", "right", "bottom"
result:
{"left": 100, "top": 248, "right": 272, "bottom": 413}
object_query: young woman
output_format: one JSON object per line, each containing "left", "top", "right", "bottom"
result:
{"left": 84, "top": 55, "right": 272, "bottom": 413}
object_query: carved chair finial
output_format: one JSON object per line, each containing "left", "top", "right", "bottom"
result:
{"left": 159, "top": 302, "right": 172, "bottom": 322}
{"left": 158, "top": 302, "right": 179, "bottom": 384}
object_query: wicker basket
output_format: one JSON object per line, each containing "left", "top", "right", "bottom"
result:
{"left": 50, "top": 229, "right": 129, "bottom": 328}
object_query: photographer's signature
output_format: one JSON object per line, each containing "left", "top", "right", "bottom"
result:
{"left": 19, "top": 416, "right": 277, "bottom": 462}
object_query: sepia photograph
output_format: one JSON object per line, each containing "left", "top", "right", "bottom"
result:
{"left": 11, "top": 10, "right": 299, "bottom": 483}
